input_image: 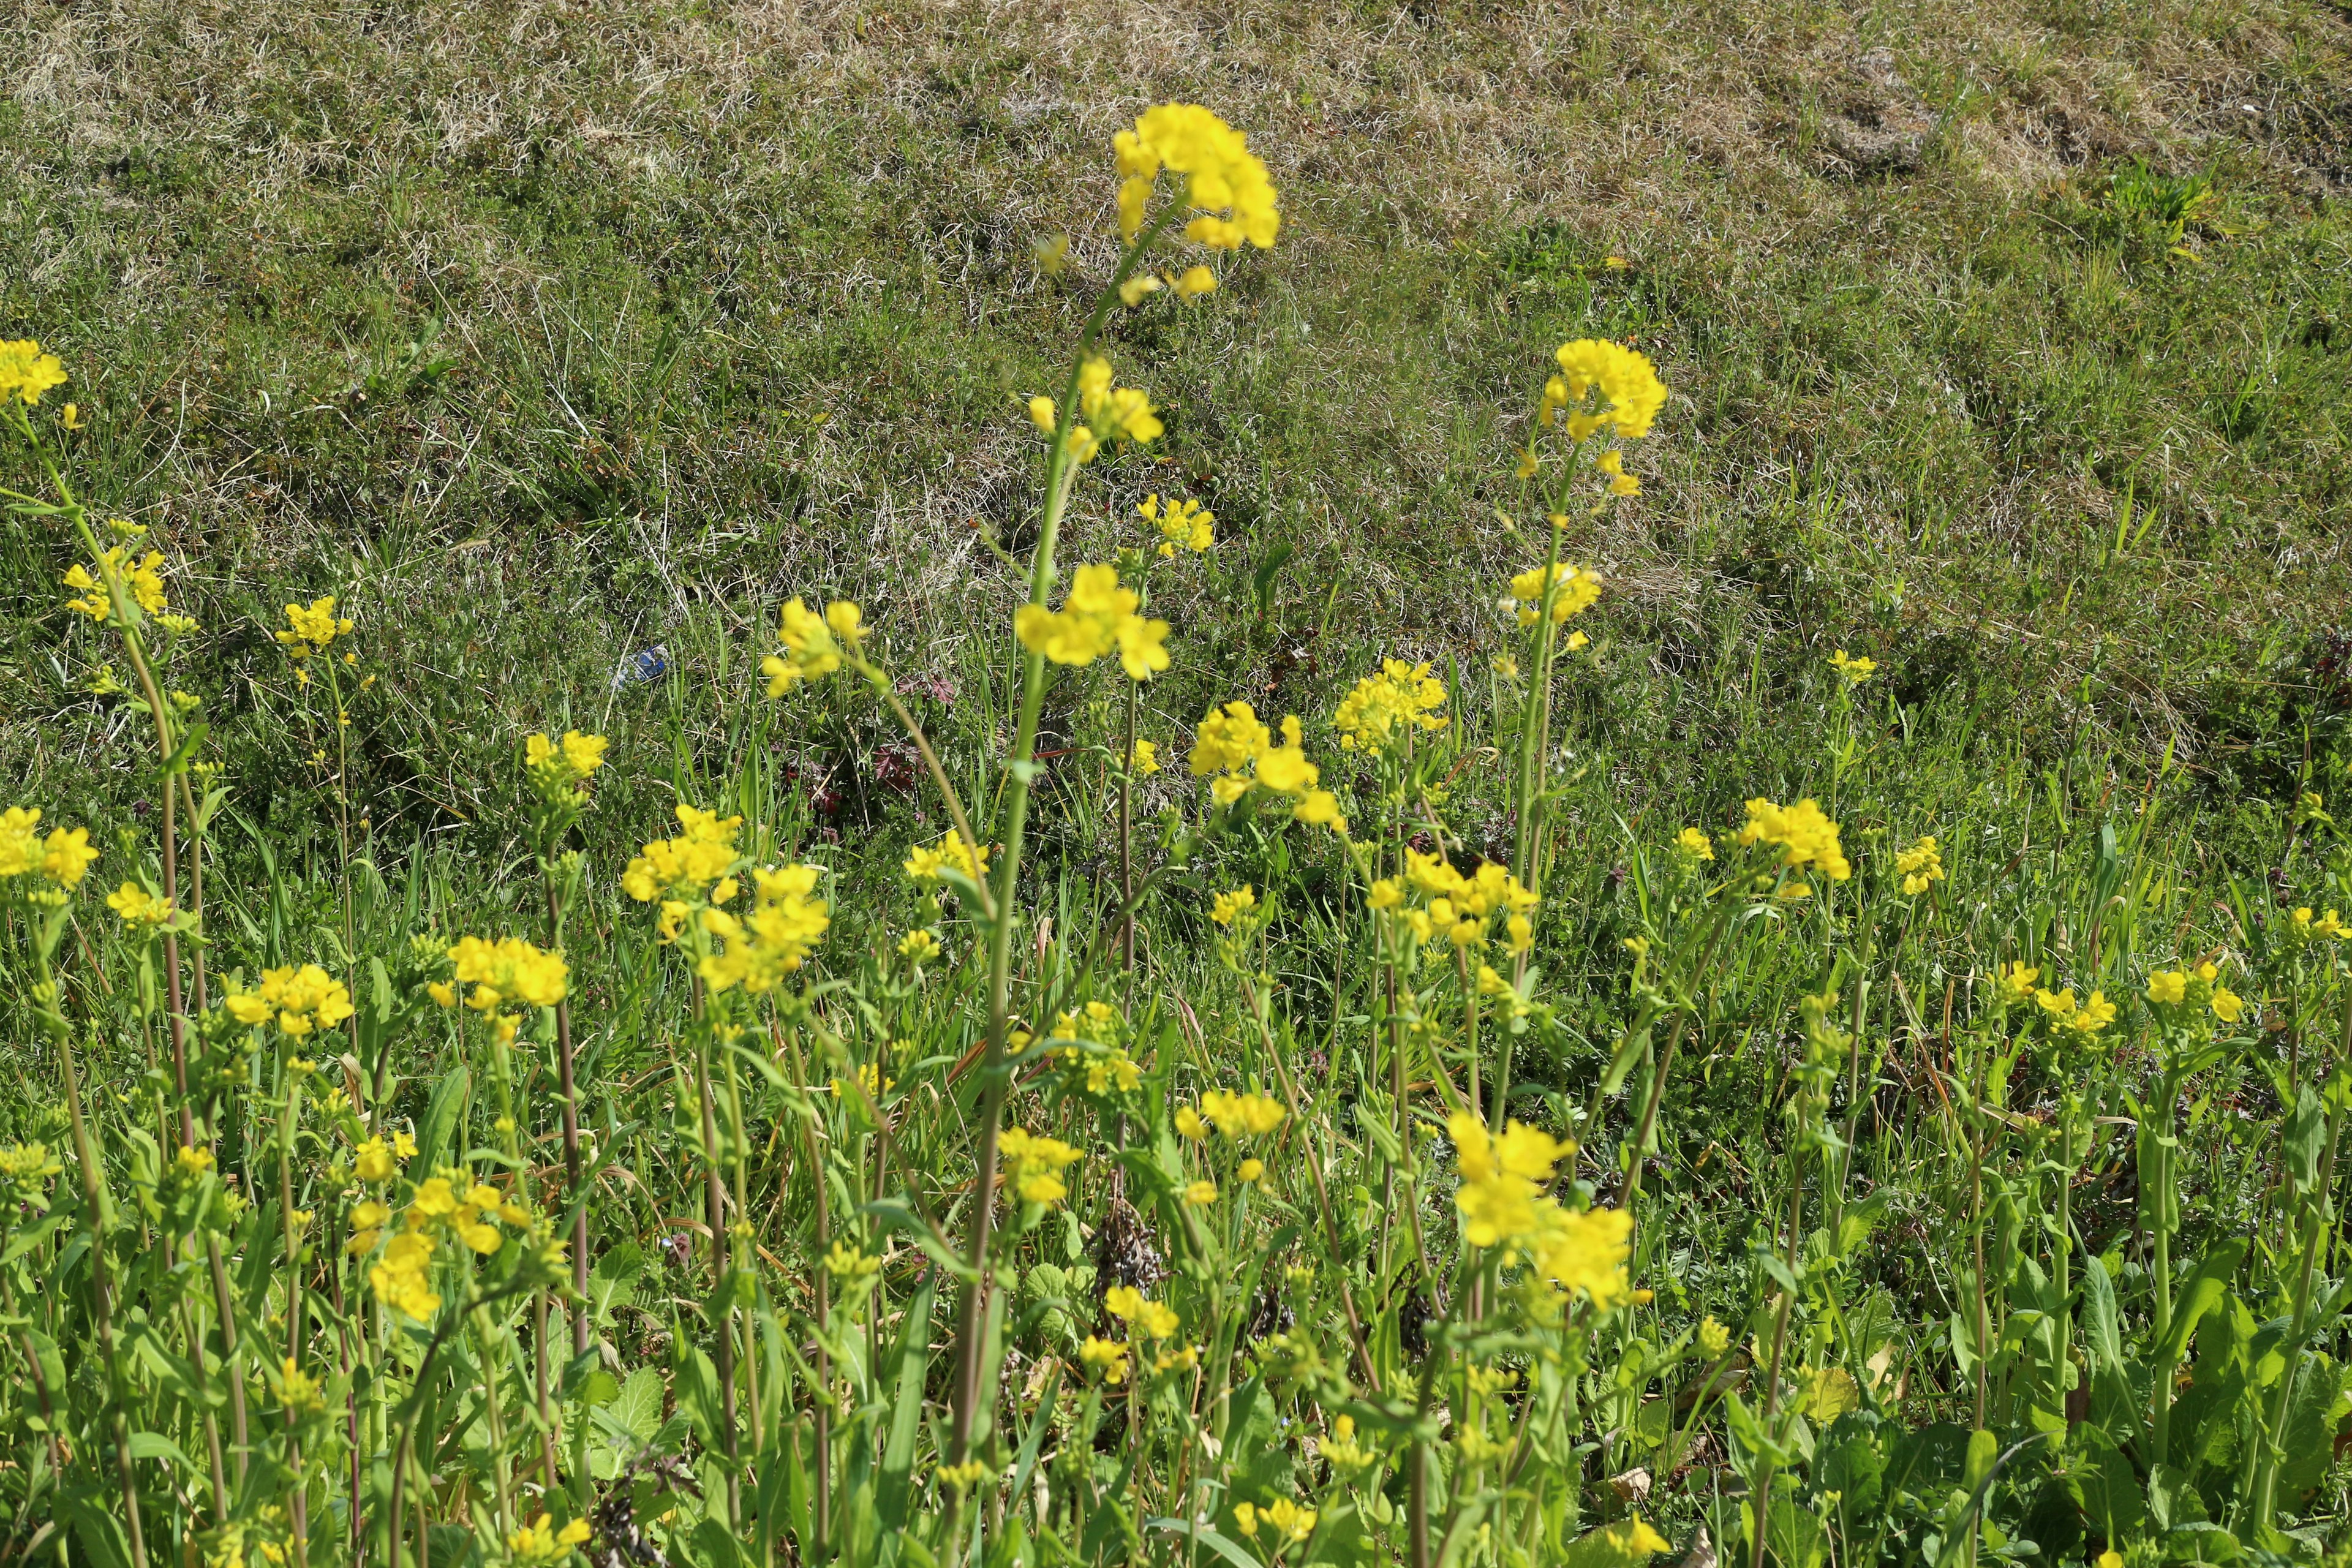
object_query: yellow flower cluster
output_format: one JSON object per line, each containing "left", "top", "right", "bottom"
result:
{"left": 1447, "top": 1112, "right": 1630, "bottom": 1306}
{"left": 506, "top": 1515, "right": 591, "bottom": 1563}
{"left": 225, "top": 965, "right": 355, "bottom": 1038}
{"left": 1114, "top": 104, "right": 1280, "bottom": 250}
{"left": 1208, "top": 885, "right": 1256, "bottom": 927}
{"left": 1504, "top": 562, "right": 1604, "bottom": 628}
{"left": 1104, "top": 1284, "right": 1181, "bottom": 1338}
{"left": 1369, "top": 849, "right": 1539, "bottom": 953}
{"left": 1047, "top": 1002, "right": 1142, "bottom": 1093}
{"left": 1894, "top": 835, "right": 1945, "bottom": 896}
{"left": 0, "top": 339, "right": 67, "bottom": 405}
{"left": 524, "top": 730, "right": 606, "bottom": 801}
{"left": 1676, "top": 827, "right": 1715, "bottom": 861}
{"left": 2144, "top": 962, "right": 2244, "bottom": 1023}
{"left": 1234, "top": 1499, "right": 1317, "bottom": 1545}
{"left": 764, "top": 598, "right": 864, "bottom": 693}
{"left": 432, "top": 936, "right": 570, "bottom": 1017}
{"left": 1542, "top": 339, "right": 1667, "bottom": 441}
{"left": 276, "top": 596, "right": 352, "bottom": 657}
{"left": 63, "top": 544, "right": 168, "bottom": 623}
{"left": 903, "top": 833, "right": 990, "bottom": 884}
{"left": 1333, "top": 659, "right": 1449, "bottom": 752}
{"left": 1014, "top": 564, "right": 1169, "bottom": 679}
{"left": 0, "top": 807, "right": 99, "bottom": 889}
{"left": 1188, "top": 702, "right": 1346, "bottom": 830}
{"left": 1829, "top": 649, "right": 1877, "bottom": 685}
{"left": 998, "top": 1127, "right": 1082, "bottom": 1206}
{"left": 1080, "top": 1335, "right": 1130, "bottom": 1385}
{"left": 2289, "top": 907, "right": 2351, "bottom": 942}
{"left": 1031, "top": 357, "right": 1163, "bottom": 465}
{"left": 699, "top": 864, "right": 831, "bottom": 994}
{"left": 1139, "top": 494, "right": 1214, "bottom": 556}
{"left": 1737, "top": 797, "right": 1852, "bottom": 882}
{"left": 353, "top": 1129, "right": 416, "bottom": 1184}
{"left": 356, "top": 1174, "right": 532, "bottom": 1319}
{"left": 2034, "top": 986, "right": 2117, "bottom": 1036}
{"left": 105, "top": 881, "right": 175, "bottom": 927}
{"left": 1196, "top": 1089, "right": 1287, "bottom": 1137}
{"left": 621, "top": 804, "right": 742, "bottom": 904}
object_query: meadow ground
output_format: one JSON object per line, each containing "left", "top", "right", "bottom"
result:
{"left": 7, "top": 1, "right": 2352, "bottom": 1564}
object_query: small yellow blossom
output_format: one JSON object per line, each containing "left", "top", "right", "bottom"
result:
{"left": 1675, "top": 827, "right": 1714, "bottom": 861}
{"left": 1209, "top": 886, "right": 1257, "bottom": 927}
{"left": 1829, "top": 649, "right": 1876, "bottom": 685}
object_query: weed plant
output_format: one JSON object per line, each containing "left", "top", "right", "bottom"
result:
{"left": 5, "top": 100, "right": 2352, "bottom": 1568}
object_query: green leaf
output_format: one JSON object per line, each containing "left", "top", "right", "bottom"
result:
{"left": 2153, "top": 1240, "right": 2245, "bottom": 1373}
{"left": 1562, "top": 1516, "right": 1678, "bottom": 1566}
{"left": 875, "top": 1272, "right": 936, "bottom": 1529}
{"left": 126, "top": 1431, "right": 197, "bottom": 1471}
{"left": 413, "top": 1065, "right": 473, "bottom": 1178}
{"left": 1144, "top": 1518, "right": 1267, "bottom": 1568}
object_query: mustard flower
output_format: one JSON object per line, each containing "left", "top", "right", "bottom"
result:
{"left": 1893, "top": 835, "right": 1944, "bottom": 895}
{"left": 903, "top": 833, "right": 990, "bottom": 884}
{"left": 764, "top": 597, "right": 861, "bottom": 692}
{"left": 1198, "top": 1089, "right": 1286, "bottom": 1137}
{"left": 898, "top": 928, "right": 941, "bottom": 965}
{"left": 1014, "top": 564, "right": 1169, "bottom": 679}
{"left": 1334, "top": 658, "right": 1449, "bottom": 752}
{"left": 2146, "top": 969, "right": 2188, "bottom": 1006}
{"left": 447, "top": 935, "right": 569, "bottom": 1012}
{"left": 622, "top": 804, "right": 742, "bottom": 903}
{"left": 1183, "top": 1179, "right": 1218, "bottom": 1205}
{"left": 225, "top": 964, "right": 354, "bottom": 1038}
{"left": 1128, "top": 738, "right": 1159, "bottom": 774}
{"left": 507, "top": 1513, "right": 592, "bottom": 1562}
{"left": 1504, "top": 562, "right": 1604, "bottom": 628}
{"left": 63, "top": 544, "right": 168, "bottom": 622}
{"left": 699, "top": 864, "right": 831, "bottom": 994}
{"left": 1675, "top": 827, "right": 1715, "bottom": 861}
{"left": 1829, "top": 649, "right": 1877, "bottom": 685}
{"left": 1033, "top": 234, "right": 1071, "bottom": 276}
{"left": 276, "top": 597, "right": 352, "bottom": 658}
{"left": 0, "top": 339, "right": 67, "bottom": 405}
{"left": 1080, "top": 1335, "right": 1130, "bottom": 1384}
{"left": 997, "top": 1127, "right": 1082, "bottom": 1206}
{"left": 1738, "top": 797, "right": 1851, "bottom": 881}
{"left": 1208, "top": 886, "right": 1256, "bottom": 927}
{"left": 1050, "top": 356, "right": 1162, "bottom": 461}
{"left": 1113, "top": 103, "right": 1280, "bottom": 249}
{"left": 1104, "top": 1285, "right": 1181, "bottom": 1338}
{"left": 1138, "top": 493, "right": 1215, "bottom": 556}
{"left": 105, "top": 881, "right": 175, "bottom": 927}
{"left": 1595, "top": 448, "right": 1641, "bottom": 496}
{"left": 1544, "top": 339, "right": 1667, "bottom": 440}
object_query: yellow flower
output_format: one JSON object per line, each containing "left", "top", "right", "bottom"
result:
{"left": 447, "top": 935, "right": 569, "bottom": 1011}
{"left": 1138, "top": 493, "right": 1215, "bottom": 556}
{"left": 1027, "top": 395, "right": 1058, "bottom": 434}
{"left": 1504, "top": 562, "right": 1604, "bottom": 627}
{"left": 1333, "top": 659, "right": 1449, "bottom": 752}
{"left": 1998, "top": 961, "right": 2040, "bottom": 1002}
{"left": 224, "top": 964, "right": 355, "bottom": 1038}
{"left": 369, "top": 1231, "right": 440, "bottom": 1321}
{"left": 2211, "top": 984, "right": 2244, "bottom": 1023}
{"left": 62, "top": 545, "right": 169, "bottom": 622}
{"left": 1893, "top": 834, "right": 1944, "bottom": 895}
{"left": 699, "top": 864, "right": 832, "bottom": 994}
{"left": 1063, "top": 357, "right": 1161, "bottom": 457}
{"left": 763, "top": 597, "right": 861, "bottom": 692}
{"left": 2146, "top": 969, "right": 2187, "bottom": 1006}
{"left": 1545, "top": 339, "right": 1667, "bottom": 440}
{"left": 0, "top": 339, "right": 68, "bottom": 405}
{"left": 1183, "top": 1180, "right": 1218, "bottom": 1205}
{"left": 275, "top": 597, "right": 353, "bottom": 657}
{"left": 622, "top": 804, "right": 744, "bottom": 902}
{"left": 1237, "top": 1158, "right": 1265, "bottom": 1183}
{"left": 937, "top": 1459, "right": 995, "bottom": 1493}
{"left": 1104, "top": 1285, "right": 1181, "bottom": 1338}
{"left": 1174, "top": 1106, "right": 1207, "bottom": 1140}
{"left": 1829, "top": 649, "right": 1877, "bottom": 685}
{"left": 507, "top": 1513, "right": 592, "bottom": 1562}
{"left": 1113, "top": 103, "right": 1280, "bottom": 249}
{"left": 998, "top": 1127, "right": 1082, "bottom": 1206}
{"left": 1595, "top": 448, "right": 1641, "bottom": 496}
{"left": 1567, "top": 1518, "right": 1671, "bottom": 1561}
{"left": 175, "top": 1144, "right": 216, "bottom": 1178}
{"left": 1261, "top": 1499, "right": 1317, "bottom": 1544}
{"left": 1014, "top": 563, "right": 1169, "bottom": 680}
{"left": 1209, "top": 886, "right": 1257, "bottom": 927}
{"left": 1128, "top": 738, "right": 1159, "bottom": 774}
{"left": 1080, "top": 1335, "right": 1130, "bottom": 1385}
{"left": 1198, "top": 1089, "right": 1286, "bottom": 1137}
{"left": 903, "top": 833, "right": 990, "bottom": 884}
{"left": 1675, "top": 827, "right": 1714, "bottom": 861}
{"left": 1033, "top": 233, "right": 1071, "bottom": 276}
{"left": 1171, "top": 265, "right": 1218, "bottom": 298}
{"left": 1697, "top": 1316, "right": 1730, "bottom": 1357}
{"left": 898, "top": 928, "right": 941, "bottom": 965}
{"left": 1737, "top": 797, "right": 1851, "bottom": 881}
{"left": 106, "top": 881, "right": 174, "bottom": 927}
{"left": 1119, "top": 273, "right": 1163, "bottom": 306}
